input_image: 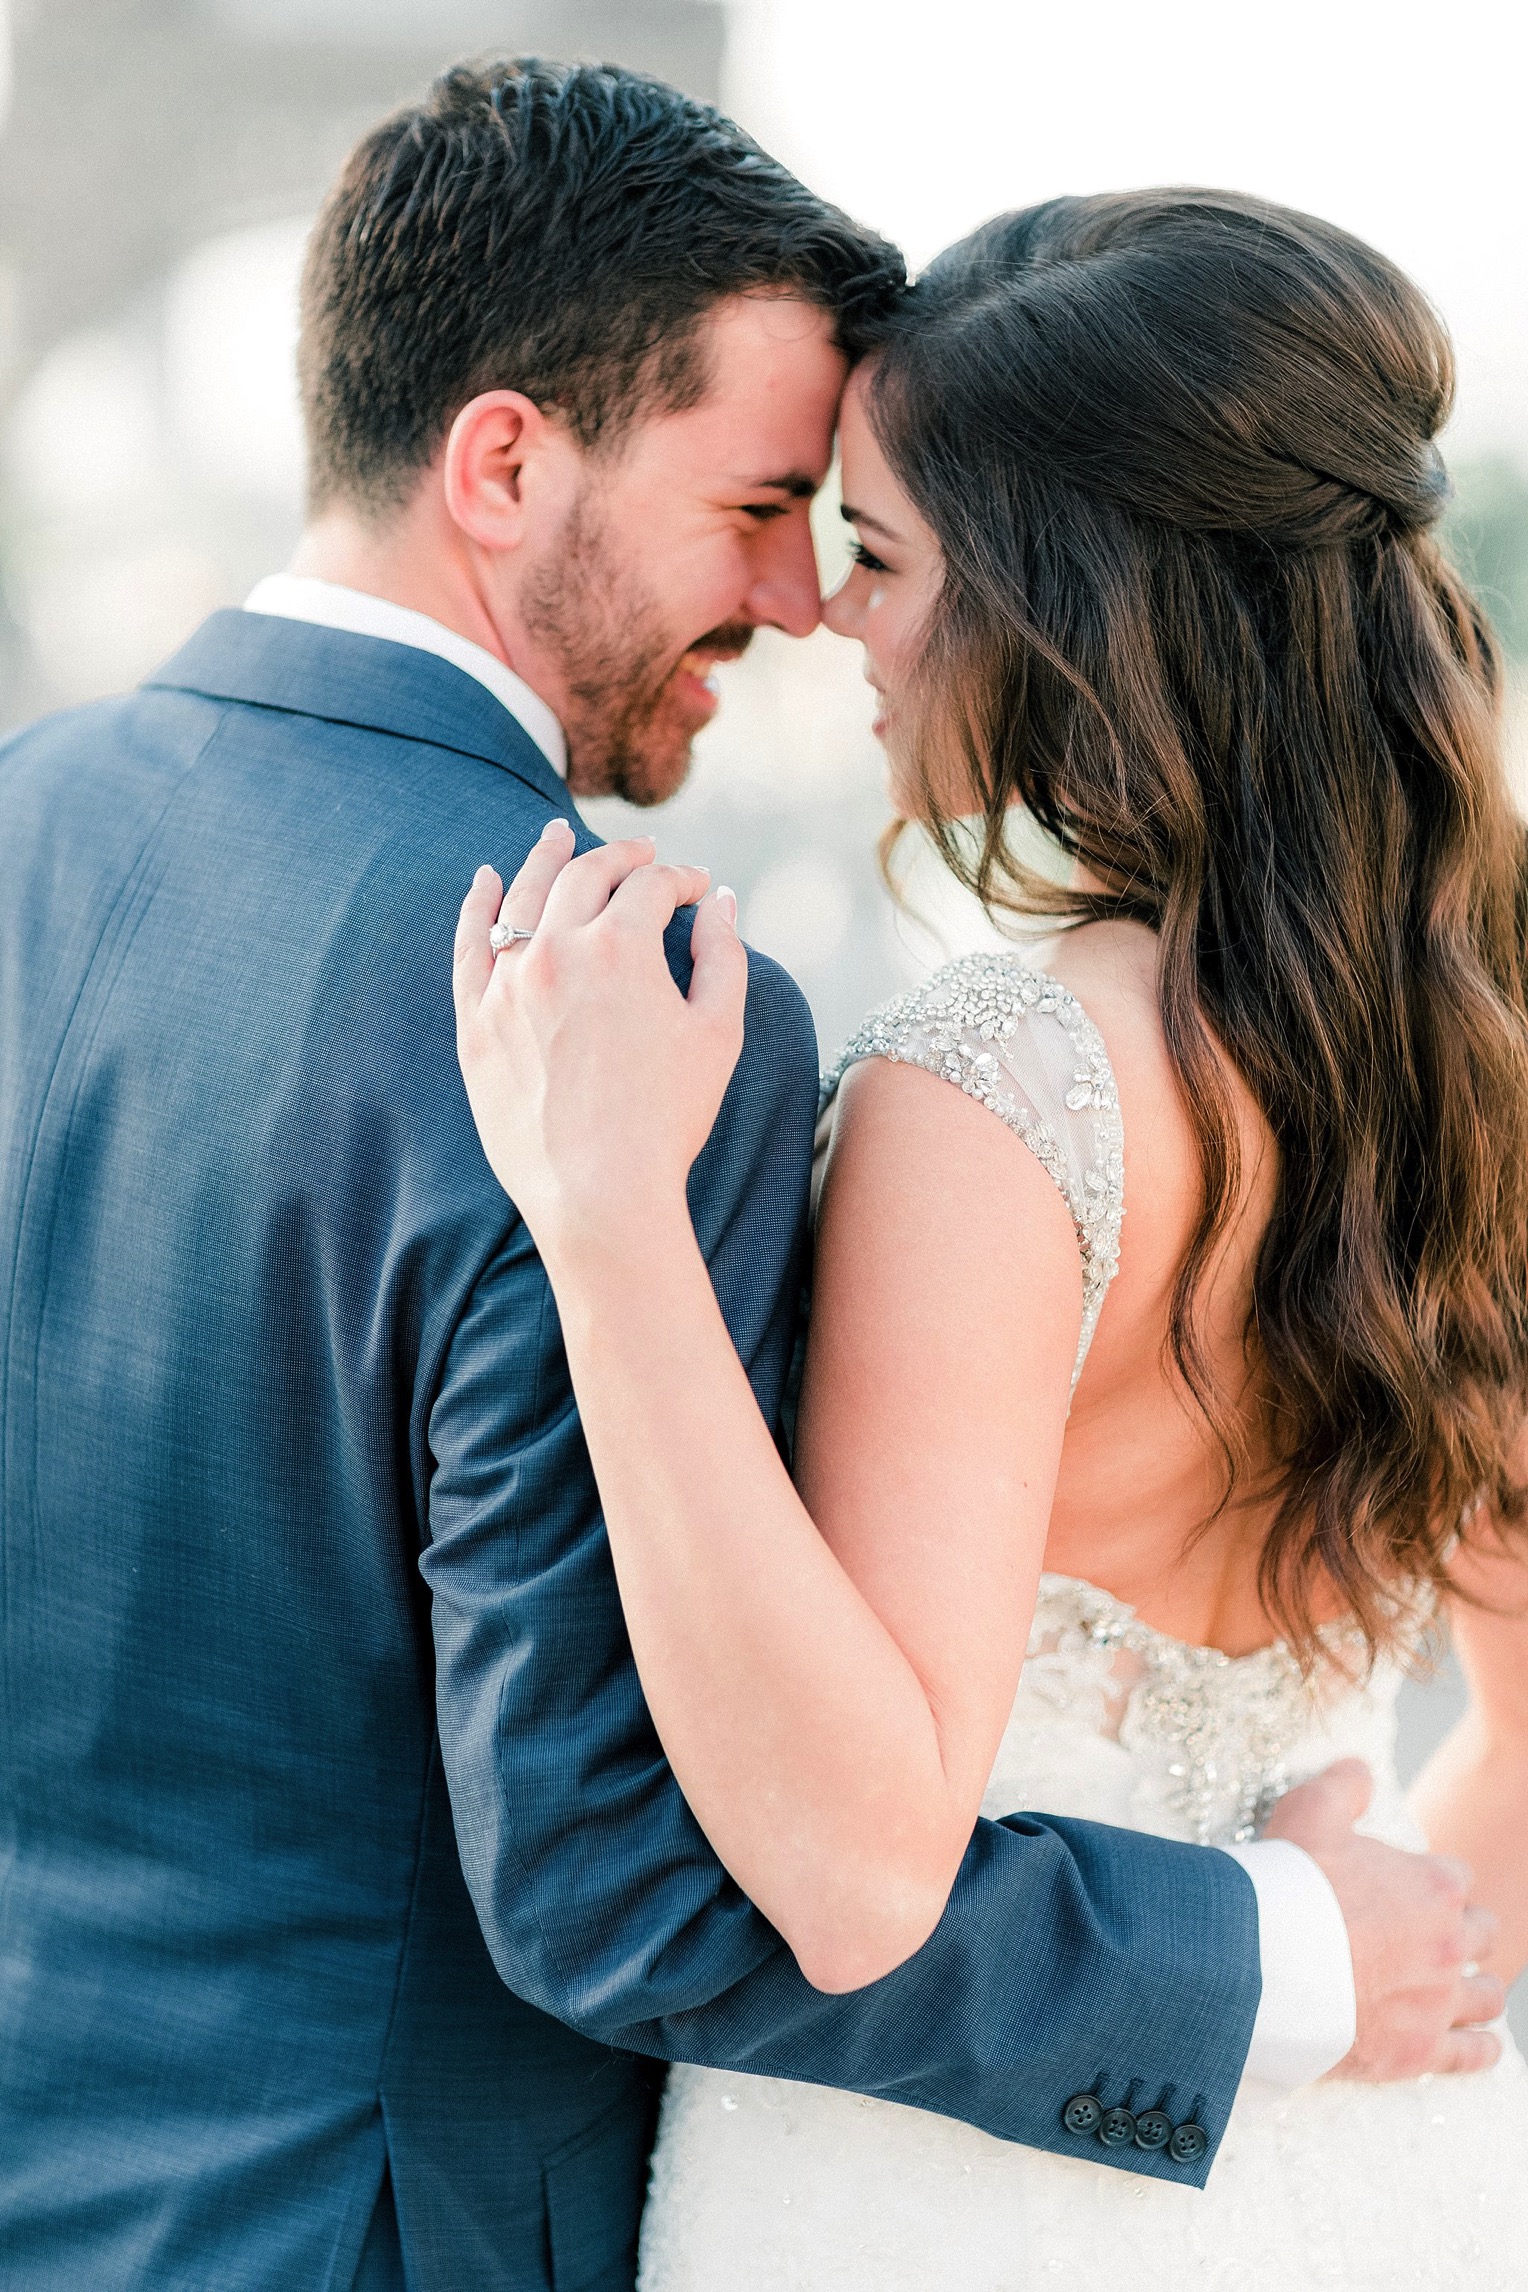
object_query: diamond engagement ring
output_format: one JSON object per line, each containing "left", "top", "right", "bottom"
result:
{"left": 489, "top": 922, "right": 537, "bottom": 954}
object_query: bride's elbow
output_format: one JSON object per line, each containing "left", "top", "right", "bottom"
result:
{"left": 784, "top": 1882, "right": 952, "bottom": 1996}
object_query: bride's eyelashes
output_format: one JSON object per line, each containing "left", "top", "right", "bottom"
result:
{"left": 850, "top": 541, "right": 890, "bottom": 574}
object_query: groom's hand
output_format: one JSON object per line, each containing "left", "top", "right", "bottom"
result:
{"left": 1266, "top": 1758, "right": 1505, "bottom": 2081}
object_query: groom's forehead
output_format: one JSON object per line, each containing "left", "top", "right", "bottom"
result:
{"left": 697, "top": 291, "right": 846, "bottom": 392}
{"left": 631, "top": 294, "right": 847, "bottom": 475}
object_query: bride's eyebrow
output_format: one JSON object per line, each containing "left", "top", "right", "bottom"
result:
{"left": 840, "top": 502, "right": 897, "bottom": 538}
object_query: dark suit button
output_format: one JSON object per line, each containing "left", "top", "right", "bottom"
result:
{"left": 1061, "top": 2092, "right": 1102, "bottom": 2135}
{"left": 1168, "top": 2121, "right": 1209, "bottom": 2164}
{"left": 1097, "top": 2106, "right": 1136, "bottom": 2147}
{"left": 1134, "top": 2109, "right": 1172, "bottom": 2150}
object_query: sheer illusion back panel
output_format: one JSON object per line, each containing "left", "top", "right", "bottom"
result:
{"left": 820, "top": 952, "right": 1125, "bottom": 1383}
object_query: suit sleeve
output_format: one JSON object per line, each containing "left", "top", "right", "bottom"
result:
{"left": 423, "top": 946, "right": 1262, "bottom": 2185}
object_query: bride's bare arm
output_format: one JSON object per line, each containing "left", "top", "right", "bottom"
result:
{"left": 1409, "top": 1520, "right": 1528, "bottom": 1988}
{"left": 454, "top": 834, "right": 1080, "bottom": 1992}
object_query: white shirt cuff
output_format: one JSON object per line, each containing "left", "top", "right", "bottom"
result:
{"left": 1221, "top": 1838, "right": 1357, "bottom": 2088}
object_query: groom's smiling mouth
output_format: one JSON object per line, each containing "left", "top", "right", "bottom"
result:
{"left": 671, "top": 625, "right": 755, "bottom": 724}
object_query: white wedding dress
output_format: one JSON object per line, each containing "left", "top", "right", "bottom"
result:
{"left": 638, "top": 952, "right": 1528, "bottom": 2292}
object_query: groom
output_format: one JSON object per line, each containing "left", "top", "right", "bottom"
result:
{"left": 0, "top": 59, "right": 1501, "bottom": 2292}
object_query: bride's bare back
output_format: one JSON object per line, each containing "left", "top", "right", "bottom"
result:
{"left": 1035, "top": 917, "right": 1288, "bottom": 1656}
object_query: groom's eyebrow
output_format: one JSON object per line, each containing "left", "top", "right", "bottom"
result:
{"left": 740, "top": 471, "right": 819, "bottom": 499}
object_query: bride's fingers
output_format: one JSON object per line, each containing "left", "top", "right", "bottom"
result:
{"left": 455, "top": 815, "right": 577, "bottom": 1021}
{"left": 688, "top": 888, "right": 748, "bottom": 1036}
{"left": 602, "top": 861, "right": 714, "bottom": 939}
{"left": 1461, "top": 1903, "right": 1500, "bottom": 1963}
{"left": 539, "top": 835, "right": 665, "bottom": 931}
{"left": 1433, "top": 2024, "right": 1502, "bottom": 2075}
{"left": 1452, "top": 1968, "right": 1507, "bottom": 2026}
{"left": 491, "top": 815, "right": 578, "bottom": 944}
{"left": 454, "top": 866, "right": 504, "bottom": 1013}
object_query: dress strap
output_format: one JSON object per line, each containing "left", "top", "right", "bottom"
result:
{"left": 820, "top": 951, "right": 1125, "bottom": 1386}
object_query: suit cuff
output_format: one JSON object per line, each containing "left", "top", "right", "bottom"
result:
{"left": 1220, "top": 1838, "right": 1356, "bottom": 2087}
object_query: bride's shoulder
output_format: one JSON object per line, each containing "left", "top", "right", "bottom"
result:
{"left": 1041, "top": 919, "right": 1276, "bottom": 1277}
{"left": 1038, "top": 918, "right": 1162, "bottom": 1060}
{"left": 1045, "top": 917, "right": 1269, "bottom": 1155}
{"left": 816, "top": 944, "right": 1125, "bottom": 1379}
{"left": 1042, "top": 919, "right": 1200, "bottom": 1151}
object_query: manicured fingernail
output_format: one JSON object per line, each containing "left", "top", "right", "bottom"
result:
{"left": 716, "top": 886, "right": 737, "bottom": 923}
{"left": 540, "top": 817, "right": 571, "bottom": 841}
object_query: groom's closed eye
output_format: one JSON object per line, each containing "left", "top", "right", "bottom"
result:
{"left": 732, "top": 471, "right": 821, "bottom": 522}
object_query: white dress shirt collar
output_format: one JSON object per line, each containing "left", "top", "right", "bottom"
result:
{"left": 243, "top": 574, "right": 567, "bottom": 780}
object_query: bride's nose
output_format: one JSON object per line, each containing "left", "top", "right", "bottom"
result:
{"left": 821, "top": 569, "right": 865, "bottom": 640}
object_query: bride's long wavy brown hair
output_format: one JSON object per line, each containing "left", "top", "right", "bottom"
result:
{"left": 868, "top": 189, "right": 1528, "bottom": 1664}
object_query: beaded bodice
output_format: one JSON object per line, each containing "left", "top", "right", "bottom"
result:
{"left": 821, "top": 952, "right": 1125, "bottom": 1384}
{"left": 993, "top": 1572, "right": 1415, "bottom": 1850}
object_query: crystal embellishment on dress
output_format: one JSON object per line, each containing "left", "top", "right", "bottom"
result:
{"left": 820, "top": 952, "right": 1126, "bottom": 1385}
{"left": 1020, "top": 1572, "right": 1358, "bottom": 1844}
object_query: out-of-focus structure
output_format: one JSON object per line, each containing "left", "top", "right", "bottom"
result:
{"left": 0, "top": 6, "right": 715, "bottom": 402}
{"left": 0, "top": 1, "right": 722, "bottom": 721}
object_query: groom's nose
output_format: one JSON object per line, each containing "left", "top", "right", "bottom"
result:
{"left": 743, "top": 508, "right": 823, "bottom": 641}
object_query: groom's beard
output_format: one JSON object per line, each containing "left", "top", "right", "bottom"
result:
{"left": 523, "top": 493, "right": 753, "bottom": 805}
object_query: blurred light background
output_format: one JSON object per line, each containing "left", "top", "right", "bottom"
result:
{"left": 2, "top": 0, "right": 1525, "bottom": 2029}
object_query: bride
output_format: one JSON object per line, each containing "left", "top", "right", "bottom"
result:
{"left": 453, "top": 191, "right": 1528, "bottom": 2286}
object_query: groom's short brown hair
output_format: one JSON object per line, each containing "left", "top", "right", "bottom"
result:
{"left": 298, "top": 57, "right": 904, "bottom": 515}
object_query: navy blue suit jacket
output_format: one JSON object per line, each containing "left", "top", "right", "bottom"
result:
{"left": 0, "top": 613, "right": 1260, "bottom": 2291}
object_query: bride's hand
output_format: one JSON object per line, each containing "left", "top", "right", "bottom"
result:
{"left": 453, "top": 820, "right": 748, "bottom": 1260}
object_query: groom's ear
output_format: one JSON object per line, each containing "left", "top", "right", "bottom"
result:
{"left": 441, "top": 390, "right": 583, "bottom": 557}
